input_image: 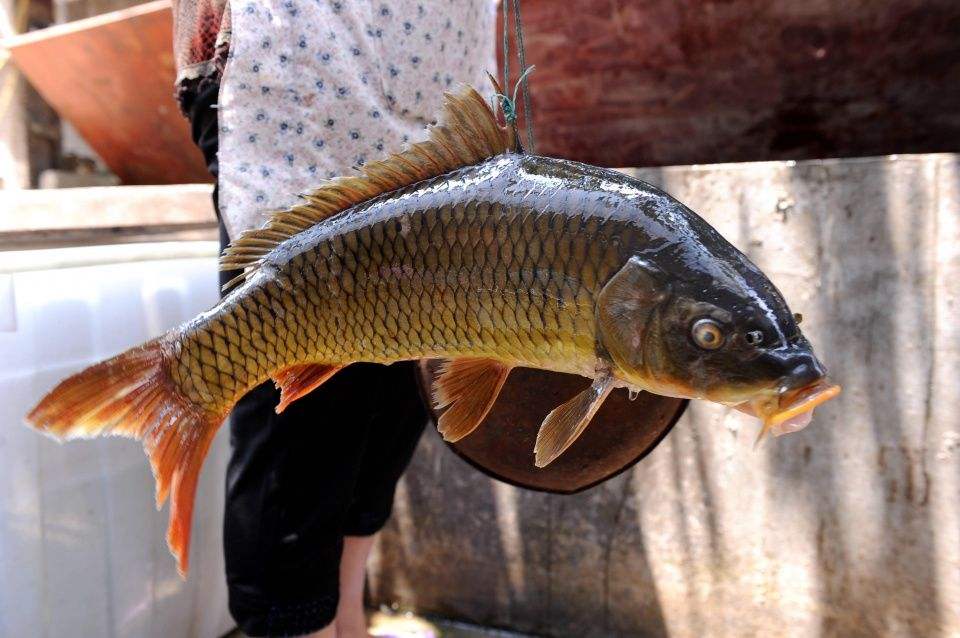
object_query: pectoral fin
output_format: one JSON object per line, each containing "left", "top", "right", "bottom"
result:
{"left": 534, "top": 375, "right": 615, "bottom": 468}
{"left": 273, "top": 363, "right": 342, "bottom": 413}
{"left": 596, "top": 256, "right": 669, "bottom": 376}
{"left": 433, "top": 358, "right": 512, "bottom": 442}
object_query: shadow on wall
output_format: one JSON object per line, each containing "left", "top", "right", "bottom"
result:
{"left": 370, "top": 432, "right": 669, "bottom": 637}
{"left": 367, "top": 155, "right": 960, "bottom": 638}
{"left": 777, "top": 157, "right": 945, "bottom": 636}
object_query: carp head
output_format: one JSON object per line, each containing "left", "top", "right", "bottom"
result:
{"left": 596, "top": 254, "right": 840, "bottom": 441}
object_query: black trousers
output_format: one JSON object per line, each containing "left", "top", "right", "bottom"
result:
{"left": 188, "top": 82, "right": 429, "bottom": 637}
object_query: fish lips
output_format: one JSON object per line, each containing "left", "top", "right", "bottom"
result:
{"left": 766, "top": 380, "right": 842, "bottom": 435}
{"left": 734, "top": 350, "right": 841, "bottom": 439}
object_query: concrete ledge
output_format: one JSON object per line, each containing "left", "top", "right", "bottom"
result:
{"left": 368, "top": 153, "right": 960, "bottom": 637}
{"left": 0, "top": 184, "right": 216, "bottom": 249}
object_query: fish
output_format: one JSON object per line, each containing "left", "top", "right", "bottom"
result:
{"left": 26, "top": 84, "right": 840, "bottom": 575}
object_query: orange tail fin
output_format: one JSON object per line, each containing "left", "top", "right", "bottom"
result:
{"left": 26, "top": 337, "right": 226, "bottom": 577}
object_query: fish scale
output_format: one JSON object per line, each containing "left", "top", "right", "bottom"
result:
{"left": 170, "top": 168, "right": 620, "bottom": 417}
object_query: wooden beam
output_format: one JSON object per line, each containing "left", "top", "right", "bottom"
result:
{"left": 0, "top": 183, "right": 217, "bottom": 249}
{"left": 0, "top": 0, "right": 30, "bottom": 189}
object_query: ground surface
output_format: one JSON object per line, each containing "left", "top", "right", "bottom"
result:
{"left": 226, "top": 608, "right": 538, "bottom": 638}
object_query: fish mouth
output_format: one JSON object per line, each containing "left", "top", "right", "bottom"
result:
{"left": 735, "top": 380, "right": 842, "bottom": 444}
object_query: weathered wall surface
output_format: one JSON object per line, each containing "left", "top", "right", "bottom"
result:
{"left": 368, "top": 154, "right": 960, "bottom": 637}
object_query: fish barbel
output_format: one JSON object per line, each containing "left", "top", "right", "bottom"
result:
{"left": 27, "top": 85, "right": 839, "bottom": 575}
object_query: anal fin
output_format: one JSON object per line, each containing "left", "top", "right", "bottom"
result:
{"left": 273, "top": 363, "right": 342, "bottom": 413}
{"left": 433, "top": 358, "right": 512, "bottom": 442}
{"left": 534, "top": 374, "right": 615, "bottom": 468}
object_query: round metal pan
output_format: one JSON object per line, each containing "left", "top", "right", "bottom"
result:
{"left": 419, "top": 362, "right": 688, "bottom": 494}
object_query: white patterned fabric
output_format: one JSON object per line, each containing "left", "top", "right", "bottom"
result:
{"left": 217, "top": 0, "right": 497, "bottom": 239}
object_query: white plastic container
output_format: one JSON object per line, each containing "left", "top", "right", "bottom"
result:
{"left": 0, "top": 242, "right": 233, "bottom": 638}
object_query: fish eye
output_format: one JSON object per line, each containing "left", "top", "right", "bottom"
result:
{"left": 691, "top": 318, "right": 725, "bottom": 350}
{"left": 745, "top": 329, "right": 764, "bottom": 346}
{"left": 794, "top": 312, "right": 803, "bottom": 325}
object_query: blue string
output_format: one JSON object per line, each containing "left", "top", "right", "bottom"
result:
{"left": 495, "top": 65, "right": 535, "bottom": 128}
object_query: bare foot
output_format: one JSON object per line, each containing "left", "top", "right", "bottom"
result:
{"left": 336, "top": 624, "right": 373, "bottom": 638}
{"left": 301, "top": 623, "right": 336, "bottom": 638}
{"left": 336, "top": 612, "right": 373, "bottom": 638}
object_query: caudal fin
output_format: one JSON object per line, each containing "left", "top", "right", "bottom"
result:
{"left": 26, "top": 337, "right": 225, "bottom": 576}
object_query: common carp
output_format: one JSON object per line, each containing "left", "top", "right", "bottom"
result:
{"left": 27, "top": 85, "right": 840, "bottom": 575}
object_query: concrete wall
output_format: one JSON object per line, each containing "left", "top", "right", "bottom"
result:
{"left": 367, "top": 154, "right": 960, "bottom": 637}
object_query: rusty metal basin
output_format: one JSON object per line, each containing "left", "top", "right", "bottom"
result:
{"left": 419, "top": 362, "right": 687, "bottom": 494}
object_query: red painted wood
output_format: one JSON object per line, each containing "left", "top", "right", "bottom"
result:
{"left": 498, "top": 0, "right": 960, "bottom": 167}
{"left": 7, "top": 1, "right": 211, "bottom": 184}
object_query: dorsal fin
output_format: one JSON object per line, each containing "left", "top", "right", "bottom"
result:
{"left": 219, "top": 85, "right": 516, "bottom": 290}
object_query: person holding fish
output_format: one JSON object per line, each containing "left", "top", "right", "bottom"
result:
{"left": 124, "top": 1, "right": 495, "bottom": 637}
{"left": 27, "top": 1, "right": 840, "bottom": 637}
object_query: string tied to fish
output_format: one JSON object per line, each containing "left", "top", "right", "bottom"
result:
{"left": 496, "top": 0, "right": 536, "bottom": 153}
{"left": 495, "top": 65, "right": 535, "bottom": 128}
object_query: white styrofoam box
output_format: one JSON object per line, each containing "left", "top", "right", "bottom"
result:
{"left": 0, "top": 242, "right": 233, "bottom": 638}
